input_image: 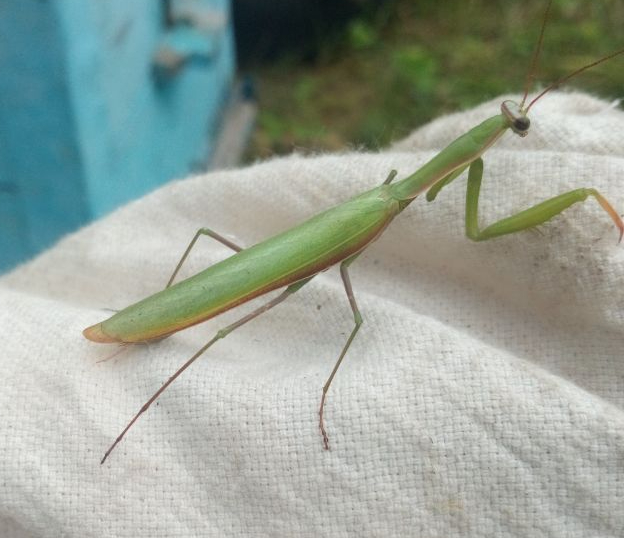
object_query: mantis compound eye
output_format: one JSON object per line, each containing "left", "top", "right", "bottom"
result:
{"left": 513, "top": 116, "right": 530, "bottom": 135}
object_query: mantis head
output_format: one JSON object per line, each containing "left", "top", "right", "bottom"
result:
{"left": 501, "top": 101, "right": 530, "bottom": 137}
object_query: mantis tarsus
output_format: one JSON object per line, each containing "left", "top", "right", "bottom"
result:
{"left": 85, "top": 1, "right": 624, "bottom": 464}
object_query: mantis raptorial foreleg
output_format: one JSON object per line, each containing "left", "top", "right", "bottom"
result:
{"left": 425, "top": 164, "right": 469, "bottom": 202}
{"left": 167, "top": 227, "right": 244, "bottom": 288}
{"left": 319, "top": 254, "right": 364, "bottom": 450}
{"left": 100, "top": 275, "right": 314, "bottom": 464}
{"left": 464, "top": 158, "right": 624, "bottom": 241}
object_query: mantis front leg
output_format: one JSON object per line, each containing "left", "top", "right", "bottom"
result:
{"left": 464, "top": 157, "right": 624, "bottom": 242}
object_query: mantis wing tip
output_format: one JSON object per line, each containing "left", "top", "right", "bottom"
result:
{"left": 83, "top": 323, "right": 118, "bottom": 343}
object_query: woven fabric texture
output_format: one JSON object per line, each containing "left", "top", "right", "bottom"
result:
{"left": 1, "top": 92, "right": 623, "bottom": 537}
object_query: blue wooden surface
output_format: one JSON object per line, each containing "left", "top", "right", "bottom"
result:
{"left": 0, "top": 0, "right": 235, "bottom": 272}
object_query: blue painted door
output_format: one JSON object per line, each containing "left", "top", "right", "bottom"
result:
{"left": 0, "top": 0, "right": 235, "bottom": 271}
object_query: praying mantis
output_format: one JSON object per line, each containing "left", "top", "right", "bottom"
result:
{"left": 85, "top": 1, "right": 624, "bottom": 464}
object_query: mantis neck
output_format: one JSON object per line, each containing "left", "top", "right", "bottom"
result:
{"left": 390, "top": 114, "right": 509, "bottom": 203}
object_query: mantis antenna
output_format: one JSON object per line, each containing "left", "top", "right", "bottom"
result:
{"left": 526, "top": 46, "right": 624, "bottom": 112}
{"left": 520, "top": 0, "right": 553, "bottom": 109}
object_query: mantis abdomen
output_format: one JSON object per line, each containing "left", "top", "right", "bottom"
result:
{"left": 84, "top": 186, "right": 400, "bottom": 344}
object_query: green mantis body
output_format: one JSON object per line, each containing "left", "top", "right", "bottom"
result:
{"left": 86, "top": 8, "right": 624, "bottom": 462}
{"left": 85, "top": 115, "right": 511, "bottom": 345}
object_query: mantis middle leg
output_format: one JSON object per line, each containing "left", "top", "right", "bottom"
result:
{"left": 319, "top": 254, "right": 364, "bottom": 450}
{"left": 167, "top": 227, "right": 244, "bottom": 288}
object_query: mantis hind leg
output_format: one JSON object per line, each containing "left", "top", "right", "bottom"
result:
{"left": 319, "top": 254, "right": 364, "bottom": 450}
{"left": 166, "top": 227, "right": 244, "bottom": 288}
{"left": 465, "top": 157, "right": 624, "bottom": 242}
{"left": 101, "top": 276, "right": 314, "bottom": 464}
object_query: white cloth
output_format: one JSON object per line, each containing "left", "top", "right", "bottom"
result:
{"left": 1, "top": 92, "right": 623, "bottom": 537}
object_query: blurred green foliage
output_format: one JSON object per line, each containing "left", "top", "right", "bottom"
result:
{"left": 248, "top": 0, "right": 624, "bottom": 159}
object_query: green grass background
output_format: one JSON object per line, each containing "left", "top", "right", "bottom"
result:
{"left": 246, "top": 0, "right": 624, "bottom": 159}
